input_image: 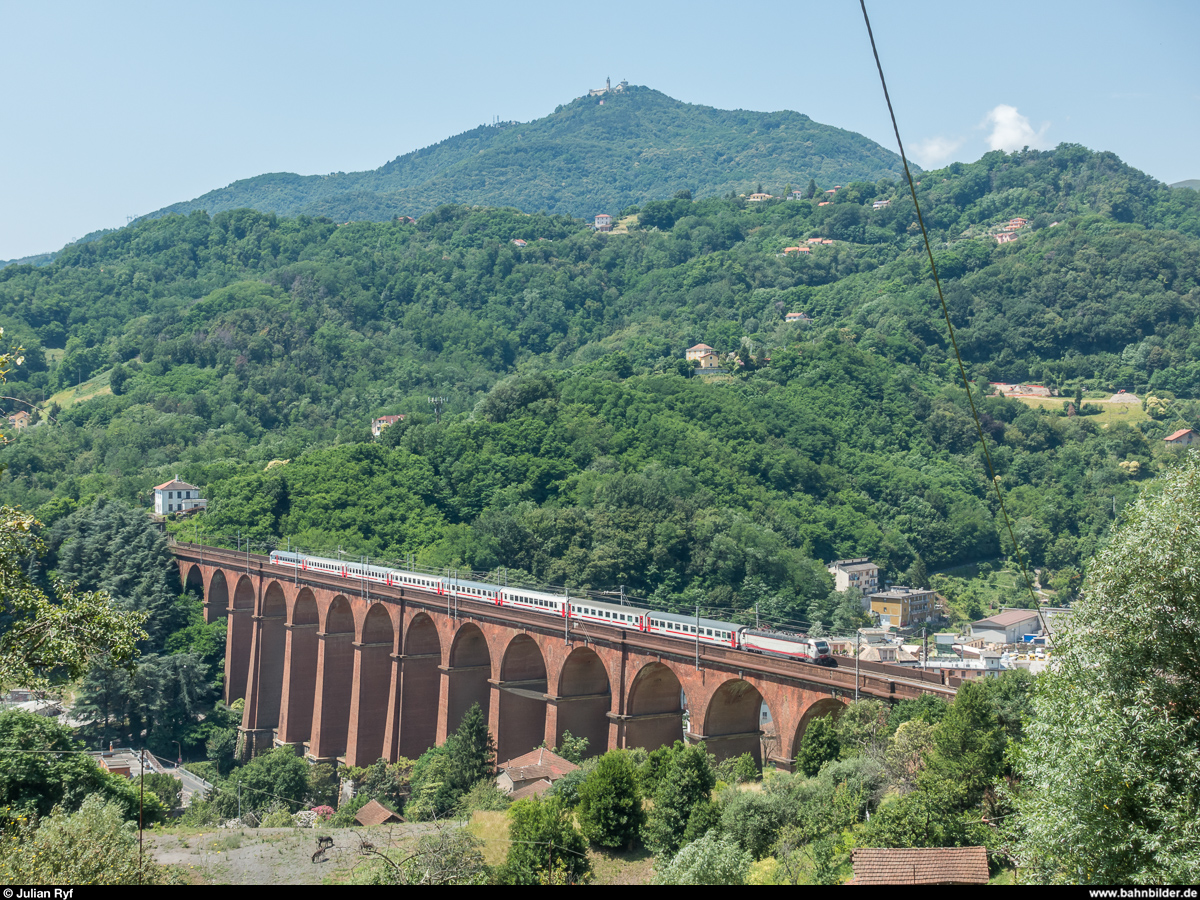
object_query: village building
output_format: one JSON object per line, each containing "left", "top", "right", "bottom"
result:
{"left": 995, "top": 231, "right": 1018, "bottom": 244}
{"left": 594, "top": 214, "right": 613, "bottom": 232}
{"left": 6, "top": 410, "right": 30, "bottom": 430}
{"left": 918, "top": 652, "right": 1004, "bottom": 680}
{"left": 970, "top": 609, "right": 1042, "bottom": 646}
{"left": 372, "top": 414, "right": 405, "bottom": 438}
{"left": 785, "top": 311, "right": 813, "bottom": 323}
{"left": 747, "top": 193, "right": 773, "bottom": 202}
{"left": 154, "top": 477, "right": 207, "bottom": 515}
{"left": 782, "top": 246, "right": 811, "bottom": 256}
{"left": 827, "top": 558, "right": 880, "bottom": 595}
{"left": 872, "top": 199, "right": 891, "bottom": 210}
{"left": 870, "top": 586, "right": 936, "bottom": 628}
{"left": 858, "top": 643, "right": 919, "bottom": 666}
{"left": 686, "top": 343, "right": 720, "bottom": 369}
{"left": 511, "top": 239, "right": 528, "bottom": 247}
{"left": 496, "top": 748, "right": 578, "bottom": 800}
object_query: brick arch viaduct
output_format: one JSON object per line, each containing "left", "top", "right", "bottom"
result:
{"left": 174, "top": 544, "right": 955, "bottom": 769}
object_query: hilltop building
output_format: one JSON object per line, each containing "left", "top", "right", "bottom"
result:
{"left": 594, "top": 214, "right": 613, "bottom": 232}
{"left": 588, "top": 77, "right": 628, "bottom": 97}
{"left": 154, "top": 477, "right": 207, "bottom": 515}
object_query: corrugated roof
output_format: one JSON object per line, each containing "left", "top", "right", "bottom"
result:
{"left": 973, "top": 609, "right": 1040, "bottom": 628}
{"left": 354, "top": 798, "right": 403, "bottom": 826}
{"left": 849, "top": 847, "right": 989, "bottom": 884}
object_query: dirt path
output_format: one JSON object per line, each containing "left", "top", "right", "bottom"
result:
{"left": 148, "top": 824, "right": 437, "bottom": 885}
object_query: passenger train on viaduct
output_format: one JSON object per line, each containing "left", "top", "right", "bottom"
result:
{"left": 269, "top": 550, "right": 836, "bottom": 666}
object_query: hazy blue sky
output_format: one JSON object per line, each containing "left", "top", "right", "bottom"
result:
{"left": 2, "top": 0, "right": 1196, "bottom": 259}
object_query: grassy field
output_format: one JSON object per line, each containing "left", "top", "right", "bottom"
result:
{"left": 465, "top": 808, "right": 656, "bottom": 884}
{"left": 45, "top": 368, "right": 112, "bottom": 410}
{"left": 1012, "top": 395, "right": 1148, "bottom": 428}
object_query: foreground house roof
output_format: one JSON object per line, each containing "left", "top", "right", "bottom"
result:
{"left": 849, "top": 847, "right": 989, "bottom": 884}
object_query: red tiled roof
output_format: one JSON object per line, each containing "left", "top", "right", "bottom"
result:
{"left": 688, "top": 343, "right": 714, "bottom": 351}
{"left": 1165, "top": 428, "right": 1196, "bottom": 442}
{"left": 510, "top": 779, "right": 554, "bottom": 801}
{"left": 498, "top": 748, "right": 578, "bottom": 783}
{"left": 849, "top": 847, "right": 989, "bottom": 884}
{"left": 154, "top": 478, "right": 198, "bottom": 492}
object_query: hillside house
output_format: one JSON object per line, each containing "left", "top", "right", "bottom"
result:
{"left": 747, "top": 193, "right": 773, "bottom": 202}
{"left": 372, "top": 414, "right": 405, "bottom": 437}
{"left": 154, "top": 477, "right": 207, "bottom": 515}
{"left": 828, "top": 558, "right": 879, "bottom": 595}
{"left": 785, "top": 311, "right": 813, "bottom": 323}
{"left": 995, "top": 232, "right": 1018, "bottom": 244}
{"left": 511, "top": 239, "right": 528, "bottom": 247}
{"left": 782, "top": 246, "right": 811, "bottom": 256}
{"left": 594, "top": 214, "right": 613, "bottom": 232}
{"left": 6, "top": 410, "right": 30, "bottom": 430}
{"left": 1164, "top": 428, "right": 1199, "bottom": 447}
{"left": 818, "top": 201, "right": 831, "bottom": 207}
{"left": 686, "top": 343, "right": 720, "bottom": 369}
{"left": 872, "top": 199, "right": 891, "bottom": 210}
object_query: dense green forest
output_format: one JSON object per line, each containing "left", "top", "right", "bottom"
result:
{"left": 1, "top": 144, "right": 1199, "bottom": 627}
{"left": 138, "top": 87, "right": 910, "bottom": 226}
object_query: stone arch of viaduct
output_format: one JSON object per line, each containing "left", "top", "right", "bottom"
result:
{"left": 179, "top": 553, "right": 948, "bottom": 769}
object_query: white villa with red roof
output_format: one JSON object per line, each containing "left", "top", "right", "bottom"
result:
{"left": 154, "top": 476, "right": 207, "bottom": 515}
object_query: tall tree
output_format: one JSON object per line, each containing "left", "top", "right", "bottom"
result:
{"left": 1014, "top": 454, "right": 1200, "bottom": 884}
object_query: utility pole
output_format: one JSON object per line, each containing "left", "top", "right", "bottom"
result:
{"left": 855, "top": 630, "right": 861, "bottom": 702}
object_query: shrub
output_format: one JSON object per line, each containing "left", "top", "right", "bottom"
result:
{"left": 577, "top": 750, "right": 644, "bottom": 849}
{"left": 651, "top": 831, "right": 752, "bottom": 885}
{"left": 0, "top": 795, "right": 176, "bottom": 885}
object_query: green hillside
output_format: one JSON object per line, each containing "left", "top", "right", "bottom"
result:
{"left": 1171, "top": 179, "right": 1200, "bottom": 191}
{"left": 143, "top": 86, "right": 911, "bottom": 223}
{"left": 2, "top": 143, "right": 1199, "bottom": 625}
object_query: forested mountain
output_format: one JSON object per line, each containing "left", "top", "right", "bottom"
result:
{"left": 2, "top": 143, "right": 1199, "bottom": 626}
{"left": 142, "top": 86, "right": 910, "bottom": 224}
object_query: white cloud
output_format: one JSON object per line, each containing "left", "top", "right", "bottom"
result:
{"left": 911, "top": 135, "right": 965, "bottom": 168}
{"left": 984, "top": 105, "right": 1050, "bottom": 152}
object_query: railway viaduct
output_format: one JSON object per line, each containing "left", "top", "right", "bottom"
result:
{"left": 171, "top": 542, "right": 956, "bottom": 769}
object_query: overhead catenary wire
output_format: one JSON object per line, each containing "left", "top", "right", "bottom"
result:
{"left": 857, "top": 0, "right": 1039, "bottom": 608}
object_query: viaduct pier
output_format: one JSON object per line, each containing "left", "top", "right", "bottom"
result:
{"left": 171, "top": 542, "right": 955, "bottom": 769}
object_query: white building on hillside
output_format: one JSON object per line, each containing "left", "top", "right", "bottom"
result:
{"left": 154, "top": 476, "right": 207, "bottom": 515}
